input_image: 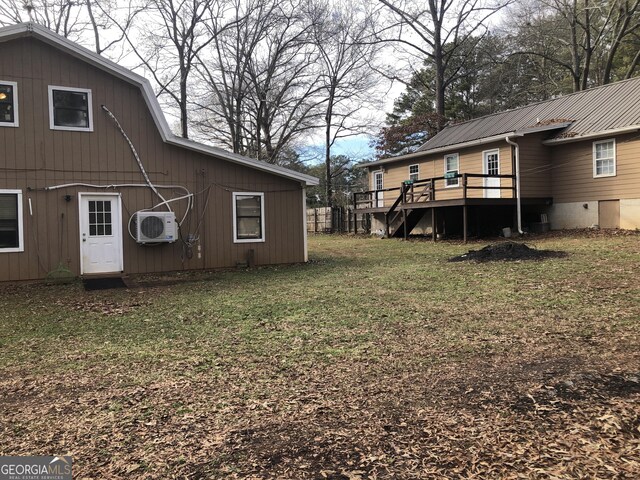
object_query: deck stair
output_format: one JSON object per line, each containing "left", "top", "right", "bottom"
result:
{"left": 354, "top": 172, "right": 519, "bottom": 241}
{"left": 384, "top": 182, "right": 430, "bottom": 238}
{"left": 389, "top": 209, "right": 426, "bottom": 238}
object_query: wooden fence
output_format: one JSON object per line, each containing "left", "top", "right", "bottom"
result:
{"left": 306, "top": 206, "right": 370, "bottom": 233}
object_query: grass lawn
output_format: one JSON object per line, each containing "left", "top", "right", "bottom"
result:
{"left": 1, "top": 232, "right": 639, "bottom": 479}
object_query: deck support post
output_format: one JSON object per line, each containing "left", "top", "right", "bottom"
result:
{"left": 431, "top": 208, "right": 436, "bottom": 242}
{"left": 462, "top": 173, "right": 468, "bottom": 243}
{"left": 463, "top": 204, "right": 468, "bottom": 244}
{"left": 402, "top": 209, "right": 408, "bottom": 240}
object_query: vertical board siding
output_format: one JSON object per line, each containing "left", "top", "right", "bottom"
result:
{"left": 0, "top": 37, "right": 305, "bottom": 281}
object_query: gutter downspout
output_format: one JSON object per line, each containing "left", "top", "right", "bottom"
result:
{"left": 505, "top": 136, "right": 523, "bottom": 235}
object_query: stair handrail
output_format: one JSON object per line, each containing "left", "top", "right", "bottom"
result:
{"left": 384, "top": 183, "right": 411, "bottom": 237}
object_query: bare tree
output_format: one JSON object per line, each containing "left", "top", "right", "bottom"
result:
{"left": 193, "top": 0, "right": 264, "bottom": 154}
{"left": 375, "top": 0, "right": 510, "bottom": 130}
{"left": 244, "top": 0, "right": 324, "bottom": 163}
{"left": 194, "top": 0, "right": 325, "bottom": 164}
{"left": 600, "top": 0, "right": 640, "bottom": 83}
{"left": 0, "top": 0, "right": 87, "bottom": 39}
{"left": 510, "top": 0, "right": 640, "bottom": 91}
{"left": 0, "top": 0, "right": 141, "bottom": 56}
{"left": 111, "top": 0, "right": 234, "bottom": 138}
{"left": 307, "top": 0, "right": 381, "bottom": 208}
{"left": 86, "top": 0, "right": 146, "bottom": 56}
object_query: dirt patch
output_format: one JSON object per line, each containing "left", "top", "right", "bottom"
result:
{"left": 510, "top": 372, "right": 640, "bottom": 415}
{"left": 449, "top": 241, "right": 567, "bottom": 262}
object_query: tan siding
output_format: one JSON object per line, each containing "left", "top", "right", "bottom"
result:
{"left": 369, "top": 141, "right": 513, "bottom": 207}
{"left": 518, "top": 133, "right": 553, "bottom": 197}
{"left": 551, "top": 133, "right": 640, "bottom": 203}
{"left": 0, "top": 37, "right": 305, "bottom": 282}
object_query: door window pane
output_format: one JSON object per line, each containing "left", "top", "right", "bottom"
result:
{"left": 88, "top": 199, "right": 113, "bottom": 236}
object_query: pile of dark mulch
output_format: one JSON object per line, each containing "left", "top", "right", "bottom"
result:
{"left": 449, "top": 241, "right": 567, "bottom": 262}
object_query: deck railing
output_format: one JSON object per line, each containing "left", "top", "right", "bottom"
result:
{"left": 353, "top": 173, "right": 516, "bottom": 211}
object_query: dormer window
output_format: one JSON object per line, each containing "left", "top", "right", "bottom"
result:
{"left": 0, "top": 81, "right": 18, "bottom": 127}
{"left": 48, "top": 86, "right": 93, "bottom": 131}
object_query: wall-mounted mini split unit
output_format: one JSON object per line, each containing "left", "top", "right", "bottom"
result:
{"left": 133, "top": 211, "right": 178, "bottom": 244}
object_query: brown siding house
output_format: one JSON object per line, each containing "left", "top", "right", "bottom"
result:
{"left": 358, "top": 78, "right": 640, "bottom": 239}
{"left": 0, "top": 24, "right": 318, "bottom": 282}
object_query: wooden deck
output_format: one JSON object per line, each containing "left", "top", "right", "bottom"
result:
{"left": 353, "top": 173, "right": 552, "bottom": 241}
{"left": 357, "top": 196, "right": 553, "bottom": 214}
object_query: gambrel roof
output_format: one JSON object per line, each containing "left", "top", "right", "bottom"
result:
{"left": 0, "top": 23, "right": 319, "bottom": 186}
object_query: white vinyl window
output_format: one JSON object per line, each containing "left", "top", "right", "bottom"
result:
{"left": 48, "top": 85, "right": 93, "bottom": 131}
{"left": 374, "top": 171, "right": 383, "bottom": 190}
{"left": 233, "top": 192, "right": 265, "bottom": 243}
{"left": 593, "top": 139, "right": 616, "bottom": 178}
{"left": 0, "top": 81, "right": 18, "bottom": 127}
{"left": 0, "top": 189, "right": 24, "bottom": 253}
{"left": 409, "top": 164, "right": 419, "bottom": 181}
{"left": 444, "top": 153, "right": 460, "bottom": 187}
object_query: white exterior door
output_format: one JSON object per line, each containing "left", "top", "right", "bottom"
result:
{"left": 374, "top": 171, "right": 384, "bottom": 207}
{"left": 483, "top": 150, "right": 500, "bottom": 198}
{"left": 79, "top": 193, "right": 124, "bottom": 274}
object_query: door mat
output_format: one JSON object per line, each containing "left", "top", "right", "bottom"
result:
{"left": 82, "top": 277, "right": 129, "bottom": 291}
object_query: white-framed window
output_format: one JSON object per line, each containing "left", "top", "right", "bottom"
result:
{"left": 444, "top": 153, "right": 460, "bottom": 187}
{"left": 484, "top": 150, "right": 500, "bottom": 176}
{"left": 48, "top": 85, "right": 93, "bottom": 131}
{"left": 593, "top": 139, "right": 616, "bottom": 178}
{"left": 409, "top": 164, "right": 419, "bottom": 181}
{"left": 232, "top": 192, "right": 265, "bottom": 243}
{"left": 0, "top": 80, "right": 18, "bottom": 127}
{"left": 0, "top": 189, "right": 24, "bottom": 253}
{"left": 374, "top": 171, "right": 384, "bottom": 189}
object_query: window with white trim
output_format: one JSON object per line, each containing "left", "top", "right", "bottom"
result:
{"left": 409, "top": 164, "right": 419, "bottom": 181}
{"left": 593, "top": 139, "right": 616, "bottom": 177}
{"left": 373, "top": 171, "right": 384, "bottom": 190}
{"left": 233, "top": 192, "right": 265, "bottom": 243}
{"left": 444, "top": 153, "right": 459, "bottom": 187}
{"left": 0, "top": 81, "right": 18, "bottom": 127}
{"left": 0, "top": 190, "right": 24, "bottom": 252}
{"left": 48, "top": 86, "right": 93, "bottom": 131}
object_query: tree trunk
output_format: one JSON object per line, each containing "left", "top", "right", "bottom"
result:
{"left": 569, "top": 4, "right": 582, "bottom": 92}
{"left": 180, "top": 77, "right": 188, "bottom": 138}
{"left": 433, "top": 19, "right": 445, "bottom": 130}
{"left": 325, "top": 85, "right": 336, "bottom": 210}
{"left": 603, "top": 9, "right": 634, "bottom": 84}
{"left": 325, "top": 118, "right": 332, "bottom": 210}
{"left": 581, "top": 1, "right": 591, "bottom": 91}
